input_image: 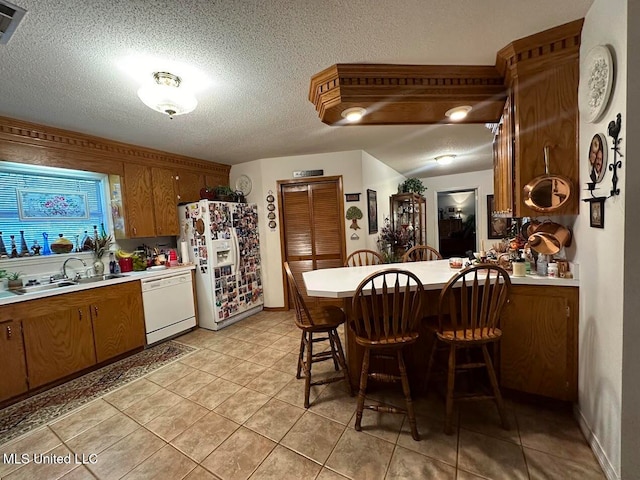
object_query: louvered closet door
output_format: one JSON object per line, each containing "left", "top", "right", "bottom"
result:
{"left": 280, "top": 177, "right": 345, "bottom": 309}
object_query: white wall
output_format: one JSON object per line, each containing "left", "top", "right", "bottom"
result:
{"left": 231, "top": 150, "right": 402, "bottom": 308}
{"left": 574, "top": 0, "right": 627, "bottom": 477}
{"left": 420, "top": 169, "right": 494, "bottom": 253}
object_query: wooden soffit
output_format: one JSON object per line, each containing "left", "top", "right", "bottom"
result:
{"left": 308, "top": 64, "right": 507, "bottom": 125}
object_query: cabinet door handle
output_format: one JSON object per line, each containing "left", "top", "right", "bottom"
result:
{"left": 93, "top": 305, "right": 98, "bottom": 317}
{"left": 78, "top": 309, "right": 83, "bottom": 321}
{"left": 6, "top": 325, "right": 12, "bottom": 340}
{"left": 133, "top": 226, "right": 137, "bottom": 235}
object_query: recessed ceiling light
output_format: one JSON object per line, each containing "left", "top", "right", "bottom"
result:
{"left": 445, "top": 106, "right": 472, "bottom": 121}
{"left": 341, "top": 107, "right": 366, "bottom": 123}
{"left": 435, "top": 155, "right": 456, "bottom": 165}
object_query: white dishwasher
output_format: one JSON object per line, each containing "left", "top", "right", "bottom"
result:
{"left": 141, "top": 271, "right": 196, "bottom": 345}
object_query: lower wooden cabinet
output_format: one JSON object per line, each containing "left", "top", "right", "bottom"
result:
{"left": 0, "top": 319, "right": 28, "bottom": 402}
{"left": 0, "top": 280, "right": 145, "bottom": 402}
{"left": 500, "top": 285, "right": 578, "bottom": 401}
{"left": 91, "top": 282, "right": 145, "bottom": 363}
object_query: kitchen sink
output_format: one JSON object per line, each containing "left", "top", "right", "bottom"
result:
{"left": 11, "top": 281, "right": 77, "bottom": 295}
{"left": 75, "top": 274, "right": 127, "bottom": 284}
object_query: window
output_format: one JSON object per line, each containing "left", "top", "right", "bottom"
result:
{"left": 0, "top": 162, "right": 110, "bottom": 255}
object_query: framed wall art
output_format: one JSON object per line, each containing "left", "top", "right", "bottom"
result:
{"left": 17, "top": 189, "right": 89, "bottom": 220}
{"left": 367, "top": 189, "right": 378, "bottom": 234}
{"left": 589, "top": 197, "right": 605, "bottom": 228}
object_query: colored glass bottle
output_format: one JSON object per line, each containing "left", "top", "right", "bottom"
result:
{"left": 19, "top": 231, "right": 29, "bottom": 256}
{"left": 42, "top": 232, "right": 51, "bottom": 256}
{"left": 0, "top": 231, "right": 7, "bottom": 257}
{"left": 10, "top": 235, "right": 18, "bottom": 258}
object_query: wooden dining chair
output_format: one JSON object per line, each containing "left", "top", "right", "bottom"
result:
{"left": 350, "top": 269, "right": 424, "bottom": 441}
{"left": 425, "top": 264, "right": 511, "bottom": 434}
{"left": 283, "top": 262, "right": 352, "bottom": 408}
{"left": 402, "top": 245, "right": 442, "bottom": 262}
{"left": 345, "top": 249, "right": 385, "bottom": 267}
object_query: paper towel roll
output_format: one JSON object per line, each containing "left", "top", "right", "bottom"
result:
{"left": 180, "top": 241, "right": 190, "bottom": 264}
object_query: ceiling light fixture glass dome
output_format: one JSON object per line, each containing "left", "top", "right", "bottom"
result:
{"left": 341, "top": 107, "right": 367, "bottom": 123}
{"left": 137, "top": 72, "right": 198, "bottom": 119}
{"left": 445, "top": 105, "right": 472, "bottom": 121}
{"left": 435, "top": 154, "right": 456, "bottom": 165}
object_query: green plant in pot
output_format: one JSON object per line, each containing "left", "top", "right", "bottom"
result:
{"left": 7, "top": 271, "right": 23, "bottom": 290}
{"left": 215, "top": 185, "right": 236, "bottom": 202}
{"left": 399, "top": 178, "right": 426, "bottom": 195}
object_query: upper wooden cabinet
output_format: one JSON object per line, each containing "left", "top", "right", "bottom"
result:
{"left": 493, "top": 19, "right": 583, "bottom": 217}
{"left": 123, "top": 163, "right": 156, "bottom": 238}
{"left": 176, "top": 170, "right": 206, "bottom": 204}
{"left": 151, "top": 167, "right": 180, "bottom": 236}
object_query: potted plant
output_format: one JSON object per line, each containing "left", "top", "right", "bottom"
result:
{"left": 215, "top": 185, "right": 236, "bottom": 202}
{"left": 7, "top": 271, "right": 23, "bottom": 290}
{"left": 399, "top": 178, "right": 426, "bottom": 195}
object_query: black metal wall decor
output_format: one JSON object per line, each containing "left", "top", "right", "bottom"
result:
{"left": 607, "top": 113, "right": 623, "bottom": 197}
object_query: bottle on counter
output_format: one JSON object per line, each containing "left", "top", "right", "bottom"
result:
{"left": 537, "top": 254, "right": 548, "bottom": 276}
{"left": 513, "top": 258, "right": 526, "bottom": 277}
{"left": 548, "top": 262, "right": 558, "bottom": 278}
{"left": 109, "top": 252, "right": 116, "bottom": 274}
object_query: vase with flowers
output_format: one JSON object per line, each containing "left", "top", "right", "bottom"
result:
{"left": 376, "top": 217, "right": 410, "bottom": 263}
{"left": 91, "top": 224, "right": 113, "bottom": 276}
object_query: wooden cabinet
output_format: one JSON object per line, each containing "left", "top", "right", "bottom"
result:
{"left": 22, "top": 305, "right": 96, "bottom": 389}
{"left": 500, "top": 285, "right": 578, "bottom": 401}
{"left": 151, "top": 167, "right": 180, "bottom": 236}
{"left": 123, "top": 163, "right": 156, "bottom": 238}
{"left": 494, "top": 19, "right": 582, "bottom": 217}
{"left": 390, "top": 193, "right": 426, "bottom": 254}
{"left": 176, "top": 170, "right": 205, "bottom": 204}
{"left": 91, "top": 282, "right": 145, "bottom": 363}
{"left": 0, "top": 319, "right": 28, "bottom": 402}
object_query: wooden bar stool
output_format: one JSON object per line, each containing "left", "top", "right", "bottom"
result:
{"left": 402, "top": 245, "right": 442, "bottom": 262}
{"left": 283, "top": 262, "right": 352, "bottom": 408}
{"left": 350, "top": 269, "right": 424, "bottom": 441}
{"left": 425, "top": 264, "right": 511, "bottom": 434}
{"left": 345, "top": 249, "right": 385, "bottom": 267}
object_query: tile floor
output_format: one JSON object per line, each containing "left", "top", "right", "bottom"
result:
{"left": 0, "top": 310, "right": 605, "bottom": 480}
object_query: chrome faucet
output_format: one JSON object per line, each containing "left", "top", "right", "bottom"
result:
{"left": 62, "top": 257, "right": 87, "bottom": 279}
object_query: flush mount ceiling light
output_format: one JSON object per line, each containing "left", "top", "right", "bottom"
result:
{"left": 435, "top": 155, "right": 456, "bottom": 165}
{"left": 341, "top": 107, "right": 366, "bottom": 123}
{"left": 445, "top": 106, "right": 472, "bottom": 121}
{"left": 137, "top": 72, "right": 197, "bottom": 119}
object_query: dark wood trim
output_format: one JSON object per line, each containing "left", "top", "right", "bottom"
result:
{"left": 263, "top": 306, "right": 288, "bottom": 312}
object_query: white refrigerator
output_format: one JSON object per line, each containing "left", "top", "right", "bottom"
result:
{"left": 179, "top": 200, "right": 263, "bottom": 331}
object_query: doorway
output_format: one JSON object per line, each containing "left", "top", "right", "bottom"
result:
{"left": 278, "top": 176, "right": 346, "bottom": 309}
{"left": 436, "top": 189, "right": 477, "bottom": 258}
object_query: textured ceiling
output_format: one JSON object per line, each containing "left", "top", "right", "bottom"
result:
{"left": 0, "top": 0, "right": 592, "bottom": 177}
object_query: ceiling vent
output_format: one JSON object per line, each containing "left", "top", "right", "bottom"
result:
{"left": 0, "top": 0, "right": 26, "bottom": 45}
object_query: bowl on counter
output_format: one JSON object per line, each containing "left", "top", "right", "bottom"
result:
{"left": 448, "top": 257, "right": 464, "bottom": 269}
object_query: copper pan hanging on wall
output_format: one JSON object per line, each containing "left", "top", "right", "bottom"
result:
{"left": 523, "top": 146, "right": 573, "bottom": 213}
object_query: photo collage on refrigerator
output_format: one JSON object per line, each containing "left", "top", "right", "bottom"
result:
{"left": 233, "top": 203, "right": 263, "bottom": 309}
{"left": 183, "top": 203, "right": 209, "bottom": 274}
{"left": 209, "top": 203, "right": 237, "bottom": 320}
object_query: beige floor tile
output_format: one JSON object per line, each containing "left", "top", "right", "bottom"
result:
{"left": 308, "top": 383, "right": 357, "bottom": 425}
{"left": 197, "top": 353, "right": 243, "bottom": 376}
{"left": 226, "top": 341, "right": 268, "bottom": 361}
{"left": 102, "top": 378, "right": 162, "bottom": 410}
{"left": 87, "top": 428, "right": 165, "bottom": 480}
{"left": 245, "top": 331, "right": 284, "bottom": 347}
{"left": 250, "top": 445, "right": 321, "bottom": 480}
{"left": 121, "top": 444, "right": 197, "bottom": 480}
{"left": 267, "top": 323, "right": 298, "bottom": 336}
{"left": 348, "top": 401, "right": 405, "bottom": 444}
{"left": 166, "top": 369, "right": 217, "bottom": 397}
{"left": 458, "top": 401, "right": 519, "bottom": 445}
{"left": 387, "top": 445, "right": 456, "bottom": 479}
{"left": 123, "top": 388, "right": 182, "bottom": 424}
{"left": 145, "top": 397, "right": 209, "bottom": 442}
{"left": 275, "top": 378, "right": 326, "bottom": 408}
{"left": 397, "top": 414, "right": 458, "bottom": 467}
{"left": 270, "top": 353, "right": 300, "bottom": 375}
{"left": 50, "top": 399, "right": 119, "bottom": 441}
{"left": 248, "top": 348, "right": 288, "bottom": 368}
{"left": 201, "top": 427, "right": 275, "bottom": 480}
{"left": 244, "top": 398, "right": 305, "bottom": 442}
{"left": 326, "top": 428, "right": 394, "bottom": 480}
{"left": 270, "top": 335, "right": 301, "bottom": 352}
{"left": 189, "top": 377, "right": 242, "bottom": 410}
{"left": 171, "top": 411, "right": 240, "bottom": 462}
{"left": 456, "top": 470, "right": 490, "bottom": 480}
{"left": 517, "top": 410, "right": 602, "bottom": 471}
{"left": 524, "top": 447, "right": 605, "bottom": 479}
{"left": 59, "top": 466, "right": 96, "bottom": 479}
{"left": 0, "top": 426, "right": 61, "bottom": 477}
{"left": 316, "top": 469, "right": 349, "bottom": 480}
{"left": 4, "top": 444, "right": 75, "bottom": 480}
{"left": 457, "top": 429, "right": 528, "bottom": 480}
{"left": 214, "top": 388, "right": 270, "bottom": 424}
{"left": 245, "top": 367, "right": 294, "bottom": 397}
{"left": 281, "top": 411, "right": 345, "bottom": 465}
{"left": 145, "top": 361, "right": 197, "bottom": 387}
{"left": 179, "top": 348, "right": 223, "bottom": 370}
{"left": 65, "top": 412, "right": 139, "bottom": 455}
{"left": 201, "top": 336, "right": 238, "bottom": 353}
{"left": 184, "top": 466, "right": 220, "bottom": 480}
{"left": 220, "top": 360, "right": 267, "bottom": 386}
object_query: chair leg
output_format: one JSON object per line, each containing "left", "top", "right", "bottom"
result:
{"left": 424, "top": 337, "right": 438, "bottom": 392}
{"left": 482, "top": 344, "right": 509, "bottom": 430}
{"left": 296, "top": 331, "right": 305, "bottom": 379}
{"left": 355, "top": 348, "right": 370, "bottom": 432}
{"left": 397, "top": 349, "right": 419, "bottom": 441}
{"left": 331, "top": 329, "right": 353, "bottom": 396}
{"left": 328, "top": 331, "right": 340, "bottom": 371}
{"left": 445, "top": 344, "right": 456, "bottom": 435}
{"left": 304, "top": 332, "right": 314, "bottom": 408}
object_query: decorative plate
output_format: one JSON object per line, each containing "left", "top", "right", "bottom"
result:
{"left": 235, "top": 174, "right": 252, "bottom": 195}
{"left": 587, "top": 133, "right": 608, "bottom": 183}
{"left": 579, "top": 45, "right": 614, "bottom": 123}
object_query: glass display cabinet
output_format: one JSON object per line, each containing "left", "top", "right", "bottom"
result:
{"left": 390, "top": 193, "right": 426, "bottom": 254}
